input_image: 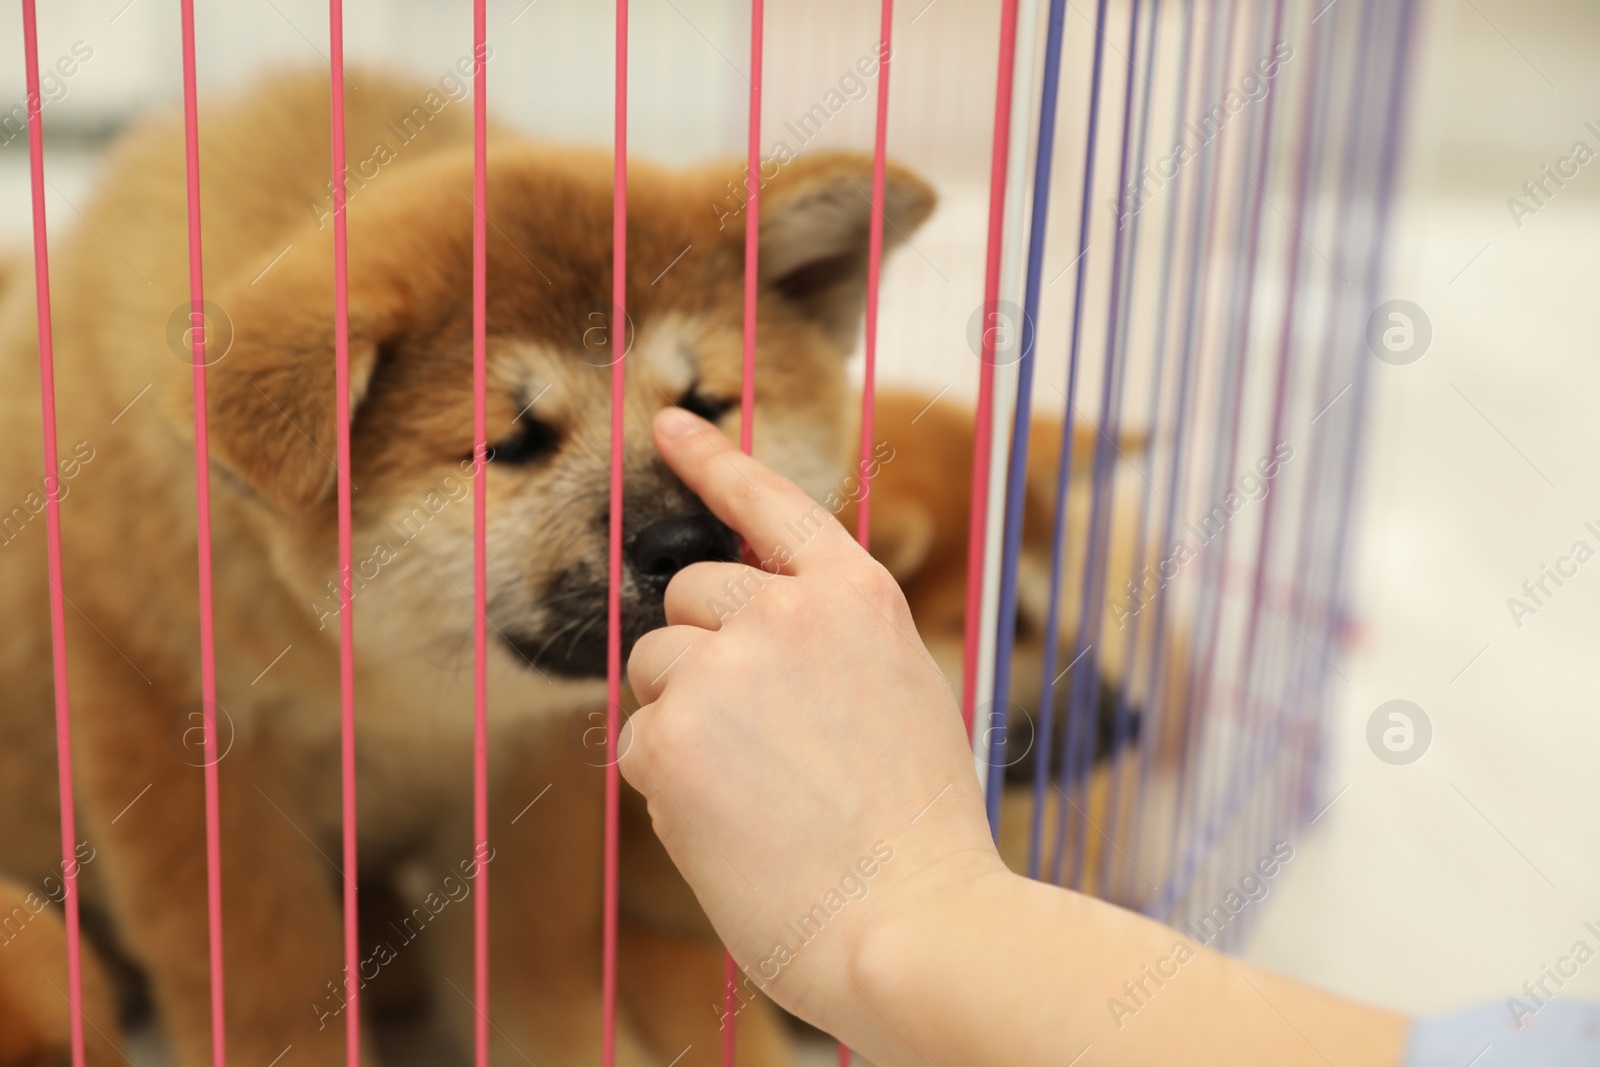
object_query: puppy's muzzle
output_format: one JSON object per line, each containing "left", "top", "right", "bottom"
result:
{"left": 501, "top": 511, "right": 740, "bottom": 679}
{"left": 627, "top": 512, "right": 741, "bottom": 594}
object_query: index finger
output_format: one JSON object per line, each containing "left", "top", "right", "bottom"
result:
{"left": 653, "top": 407, "right": 864, "bottom": 576}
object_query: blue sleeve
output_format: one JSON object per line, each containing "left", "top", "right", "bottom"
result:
{"left": 1404, "top": 1001, "right": 1600, "bottom": 1067}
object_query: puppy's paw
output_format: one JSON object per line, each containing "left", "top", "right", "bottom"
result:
{"left": 0, "top": 879, "right": 123, "bottom": 1067}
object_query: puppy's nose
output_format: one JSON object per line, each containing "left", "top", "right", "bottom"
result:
{"left": 627, "top": 513, "right": 740, "bottom": 592}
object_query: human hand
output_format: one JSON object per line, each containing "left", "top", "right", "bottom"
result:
{"left": 622, "top": 407, "right": 1004, "bottom": 1039}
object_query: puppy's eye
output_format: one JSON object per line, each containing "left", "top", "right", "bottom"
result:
{"left": 679, "top": 390, "right": 734, "bottom": 424}
{"left": 486, "top": 414, "right": 559, "bottom": 466}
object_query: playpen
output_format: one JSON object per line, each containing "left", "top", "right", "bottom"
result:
{"left": 17, "top": 0, "right": 1419, "bottom": 1062}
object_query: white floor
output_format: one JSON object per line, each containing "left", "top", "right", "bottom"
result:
{"left": 1244, "top": 192, "right": 1600, "bottom": 1014}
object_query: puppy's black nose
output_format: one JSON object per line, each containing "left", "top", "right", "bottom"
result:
{"left": 627, "top": 513, "right": 740, "bottom": 591}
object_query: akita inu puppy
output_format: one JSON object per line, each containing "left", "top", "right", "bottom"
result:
{"left": 0, "top": 69, "right": 932, "bottom": 1066}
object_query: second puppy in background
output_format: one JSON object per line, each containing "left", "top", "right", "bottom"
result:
{"left": 839, "top": 390, "right": 1193, "bottom": 904}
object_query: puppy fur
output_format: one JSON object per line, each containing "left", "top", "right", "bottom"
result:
{"left": 0, "top": 69, "right": 932, "bottom": 1065}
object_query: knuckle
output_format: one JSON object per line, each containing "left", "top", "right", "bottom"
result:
{"left": 852, "top": 561, "right": 904, "bottom": 610}
{"left": 664, "top": 563, "right": 716, "bottom": 617}
{"left": 644, "top": 792, "right": 688, "bottom": 855}
{"left": 755, "top": 580, "right": 807, "bottom": 624}
{"left": 617, "top": 712, "right": 649, "bottom": 778}
{"left": 724, "top": 471, "right": 764, "bottom": 512}
{"left": 649, "top": 697, "right": 702, "bottom": 766}
{"left": 692, "top": 634, "right": 742, "bottom": 678}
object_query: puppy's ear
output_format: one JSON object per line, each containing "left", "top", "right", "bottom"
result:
{"left": 756, "top": 152, "right": 936, "bottom": 350}
{"left": 187, "top": 245, "right": 411, "bottom": 514}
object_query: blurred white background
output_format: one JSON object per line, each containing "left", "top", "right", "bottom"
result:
{"left": 1247, "top": 0, "right": 1600, "bottom": 1019}
{"left": 1, "top": 0, "right": 1596, "bottom": 1052}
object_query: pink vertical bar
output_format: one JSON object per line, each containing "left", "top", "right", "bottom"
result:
{"left": 739, "top": 0, "right": 762, "bottom": 458}
{"left": 960, "top": 0, "right": 1020, "bottom": 737}
{"left": 856, "top": 0, "right": 893, "bottom": 549}
{"left": 727, "top": 1, "right": 764, "bottom": 1059}
{"left": 471, "top": 0, "right": 491, "bottom": 1063}
{"left": 603, "top": 1, "right": 628, "bottom": 1064}
{"left": 325, "top": 2, "right": 360, "bottom": 1063}
{"left": 176, "top": 3, "right": 227, "bottom": 1063}
{"left": 19, "top": 4, "right": 86, "bottom": 1064}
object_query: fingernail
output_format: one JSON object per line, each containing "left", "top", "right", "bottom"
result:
{"left": 657, "top": 407, "right": 704, "bottom": 440}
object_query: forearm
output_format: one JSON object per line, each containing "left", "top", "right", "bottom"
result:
{"left": 844, "top": 868, "right": 1410, "bottom": 1067}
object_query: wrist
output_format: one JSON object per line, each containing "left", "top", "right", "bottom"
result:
{"left": 850, "top": 852, "right": 1018, "bottom": 973}
{"left": 840, "top": 850, "right": 1019, "bottom": 1061}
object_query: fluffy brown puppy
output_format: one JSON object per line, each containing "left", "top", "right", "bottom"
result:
{"left": 0, "top": 68, "right": 932, "bottom": 1066}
